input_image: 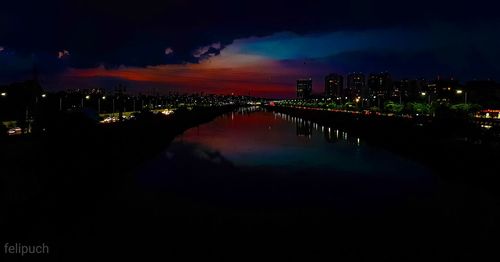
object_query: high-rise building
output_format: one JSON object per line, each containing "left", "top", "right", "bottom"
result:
{"left": 297, "top": 78, "right": 312, "bottom": 99}
{"left": 325, "top": 73, "right": 343, "bottom": 99}
{"left": 346, "top": 73, "right": 365, "bottom": 101}
{"left": 427, "top": 78, "right": 461, "bottom": 102}
{"left": 392, "top": 79, "right": 408, "bottom": 99}
{"left": 393, "top": 78, "right": 426, "bottom": 102}
{"left": 368, "top": 72, "right": 393, "bottom": 98}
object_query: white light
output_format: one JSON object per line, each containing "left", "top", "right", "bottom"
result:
{"left": 1, "top": 92, "right": 6, "bottom": 96}
{"left": 456, "top": 90, "right": 463, "bottom": 94}
{"left": 161, "top": 109, "right": 174, "bottom": 115}
{"left": 85, "top": 95, "right": 90, "bottom": 99}
{"left": 41, "top": 94, "right": 46, "bottom": 98}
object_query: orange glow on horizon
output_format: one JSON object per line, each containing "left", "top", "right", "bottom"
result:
{"left": 63, "top": 53, "right": 305, "bottom": 97}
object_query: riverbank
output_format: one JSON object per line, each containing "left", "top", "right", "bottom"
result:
{"left": 268, "top": 105, "right": 500, "bottom": 186}
{"left": 0, "top": 105, "right": 237, "bottom": 258}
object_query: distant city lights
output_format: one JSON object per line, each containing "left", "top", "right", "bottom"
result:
{"left": 161, "top": 109, "right": 174, "bottom": 115}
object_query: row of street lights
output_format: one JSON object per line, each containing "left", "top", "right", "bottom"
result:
{"left": 2, "top": 92, "right": 124, "bottom": 117}
{"left": 1, "top": 92, "right": 48, "bottom": 99}
{"left": 420, "top": 90, "right": 468, "bottom": 104}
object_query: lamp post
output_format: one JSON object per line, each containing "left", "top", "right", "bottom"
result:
{"left": 36, "top": 94, "right": 46, "bottom": 104}
{"left": 81, "top": 95, "right": 90, "bottom": 108}
{"left": 98, "top": 96, "right": 106, "bottom": 114}
{"left": 456, "top": 90, "right": 467, "bottom": 104}
{"left": 36, "top": 94, "right": 46, "bottom": 108}
{"left": 421, "top": 92, "right": 431, "bottom": 104}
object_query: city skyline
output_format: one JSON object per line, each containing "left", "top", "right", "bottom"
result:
{"left": 1, "top": 1, "right": 500, "bottom": 98}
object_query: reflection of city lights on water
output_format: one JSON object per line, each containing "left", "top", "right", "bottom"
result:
{"left": 277, "top": 112, "right": 367, "bottom": 146}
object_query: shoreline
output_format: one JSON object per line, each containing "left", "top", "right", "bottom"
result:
{"left": 1, "top": 105, "right": 238, "bottom": 242}
{"left": 267, "top": 105, "right": 500, "bottom": 187}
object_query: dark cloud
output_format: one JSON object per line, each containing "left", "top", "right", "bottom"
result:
{"left": 0, "top": 50, "right": 68, "bottom": 83}
{"left": 2, "top": 0, "right": 500, "bottom": 94}
{"left": 1, "top": 0, "right": 500, "bottom": 68}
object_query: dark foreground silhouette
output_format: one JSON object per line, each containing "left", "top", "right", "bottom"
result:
{"left": 1, "top": 106, "right": 499, "bottom": 261}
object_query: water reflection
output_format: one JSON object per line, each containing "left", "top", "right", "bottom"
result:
{"left": 131, "top": 108, "right": 489, "bottom": 260}
{"left": 273, "top": 111, "right": 361, "bottom": 146}
{"left": 237, "top": 106, "right": 262, "bottom": 114}
{"left": 136, "top": 107, "right": 438, "bottom": 219}
{"left": 296, "top": 120, "right": 312, "bottom": 138}
{"left": 143, "top": 108, "right": 431, "bottom": 179}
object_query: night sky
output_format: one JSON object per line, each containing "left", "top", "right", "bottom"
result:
{"left": 1, "top": 0, "right": 500, "bottom": 98}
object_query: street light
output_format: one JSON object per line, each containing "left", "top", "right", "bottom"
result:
{"left": 98, "top": 96, "right": 106, "bottom": 114}
{"left": 1, "top": 92, "right": 6, "bottom": 97}
{"left": 421, "top": 92, "right": 430, "bottom": 104}
{"left": 41, "top": 94, "right": 47, "bottom": 98}
{"left": 456, "top": 90, "right": 467, "bottom": 104}
{"left": 81, "top": 95, "right": 90, "bottom": 108}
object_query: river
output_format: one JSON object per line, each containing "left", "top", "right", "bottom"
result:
{"left": 139, "top": 107, "right": 435, "bottom": 204}
{"left": 132, "top": 107, "right": 496, "bottom": 260}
